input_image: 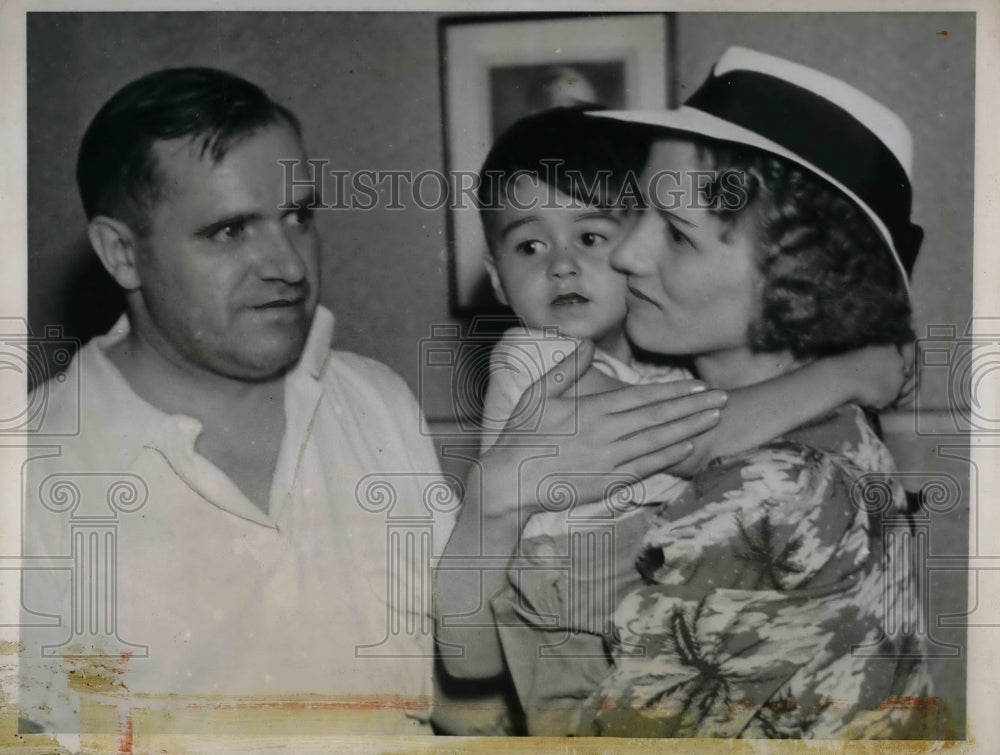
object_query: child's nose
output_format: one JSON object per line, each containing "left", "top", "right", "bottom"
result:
{"left": 547, "top": 245, "right": 580, "bottom": 279}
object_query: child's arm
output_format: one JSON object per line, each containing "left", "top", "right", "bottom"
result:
{"left": 673, "top": 344, "right": 911, "bottom": 475}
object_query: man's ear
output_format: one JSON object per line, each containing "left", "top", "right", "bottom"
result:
{"left": 483, "top": 255, "right": 509, "bottom": 306}
{"left": 87, "top": 216, "right": 142, "bottom": 291}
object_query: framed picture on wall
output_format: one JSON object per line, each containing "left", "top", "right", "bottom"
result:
{"left": 441, "top": 13, "right": 672, "bottom": 312}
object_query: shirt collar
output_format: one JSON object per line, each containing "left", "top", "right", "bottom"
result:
{"left": 298, "top": 305, "right": 334, "bottom": 381}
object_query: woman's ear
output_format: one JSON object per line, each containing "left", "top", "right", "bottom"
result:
{"left": 483, "top": 255, "right": 509, "bottom": 306}
{"left": 87, "top": 216, "right": 142, "bottom": 291}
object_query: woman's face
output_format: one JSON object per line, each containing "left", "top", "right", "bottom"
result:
{"left": 611, "top": 138, "right": 761, "bottom": 359}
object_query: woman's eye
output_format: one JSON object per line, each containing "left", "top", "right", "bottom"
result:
{"left": 666, "top": 221, "right": 690, "bottom": 247}
{"left": 515, "top": 239, "right": 545, "bottom": 256}
{"left": 579, "top": 231, "right": 608, "bottom": 247}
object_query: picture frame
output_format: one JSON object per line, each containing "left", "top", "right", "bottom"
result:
{"left": 441, "top": 13, "right": 671, "bottom": 312}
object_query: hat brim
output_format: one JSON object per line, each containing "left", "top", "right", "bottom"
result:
{"left": 591, "top": 107, "right": 912, "bottom": 298}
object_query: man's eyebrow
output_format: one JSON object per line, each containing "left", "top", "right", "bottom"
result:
{"left": 284, "top": 187, "right": 319, "bottom": 210}
{"left": 499, "top": 215, "right": 539, "bottom": 240}
{"left": 194, "top": 211, "right": 263, "bottom": 237}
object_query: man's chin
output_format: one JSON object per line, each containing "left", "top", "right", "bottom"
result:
{"left": 227, "top": 330, "right": 312, "bottom": 381}
{"left": 228, "top": 352, "right": 304, "bottom": 382}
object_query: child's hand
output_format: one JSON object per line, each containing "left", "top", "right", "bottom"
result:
{"left": 839, "top": 342, "right": 916, "bottom": 410}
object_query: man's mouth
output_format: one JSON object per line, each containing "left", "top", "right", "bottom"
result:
{"left": 253, "top": 295, "right": 307, "bottom": 309}
{"left": 626, "top": 285, "right": 661, "bottom": 309}
{"left": 551, "top": 292, "right": 590, "bottom": 306}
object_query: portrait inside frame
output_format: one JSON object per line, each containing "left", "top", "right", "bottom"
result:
{"left": 441, "top": 13, "right": 671, "bottom": 312}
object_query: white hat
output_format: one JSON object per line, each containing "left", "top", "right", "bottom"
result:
{"left": 592, "top": 46, "right": 922, "bottom": 295}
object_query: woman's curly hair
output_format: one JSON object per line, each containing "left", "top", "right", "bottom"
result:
{"left": 694, "top": 139, "right": 914, "bottom": 360}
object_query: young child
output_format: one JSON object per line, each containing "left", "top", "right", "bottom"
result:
{"left": 442, "top": 106, "right": 912, "bottom": 736}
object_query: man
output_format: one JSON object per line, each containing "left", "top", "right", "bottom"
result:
{"left": 20, "top": 67, "right": 454, "bottom": 735}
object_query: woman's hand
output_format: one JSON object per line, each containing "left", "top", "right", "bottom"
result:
{"left": 838, "top": 342, "right": 917, "bottom": 410}
{"left": 483, "top": 339, "right": 726, "bottom": 519}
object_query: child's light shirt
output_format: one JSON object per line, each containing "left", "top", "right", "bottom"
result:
{"left": 480, "top": 326, "right": 692, "bottom": 541}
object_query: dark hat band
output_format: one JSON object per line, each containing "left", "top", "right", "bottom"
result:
{"left": 686, "top": 69, "right": 922, "bottom": 276}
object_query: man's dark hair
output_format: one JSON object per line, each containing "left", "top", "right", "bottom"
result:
{"left": 77, "top": 67, "right": 302, "bottom": 235}
{"left": 476, "top": 107, "right": 648, "bottom": 248}
{"left": 688, "top": 136, "right": 914, "bottom": 359}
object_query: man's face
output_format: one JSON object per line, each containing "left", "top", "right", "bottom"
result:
{"left": 131, "top": 122, "right": 320, "bottom": 381}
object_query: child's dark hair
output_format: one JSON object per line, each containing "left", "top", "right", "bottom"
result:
{"left": 476, "top": 107, "right": 647, "bottom": 245}
{"left": 691, "top": 136, "right": 914, "bottom": 359}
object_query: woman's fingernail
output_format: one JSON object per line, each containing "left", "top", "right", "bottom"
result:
{"left": 689, "top": 384, "right": 707, "bottom": 393}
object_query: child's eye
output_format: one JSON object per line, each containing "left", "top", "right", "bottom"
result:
{"left": 515, "top": 239, "right": 545, "bottom": 256}
{"left": 579, "top": 231, "right": 608, "bottom": 247}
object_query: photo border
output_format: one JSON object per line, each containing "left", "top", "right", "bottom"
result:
{"left": 1, "top": 2, "right": 997, "bottom": 753}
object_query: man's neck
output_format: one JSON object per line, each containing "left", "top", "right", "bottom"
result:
{"left": 105, "top": 326, "right": 285, "bottom": 420}
{"left": 105, "top": 320, "right": 289, "bottom": 515}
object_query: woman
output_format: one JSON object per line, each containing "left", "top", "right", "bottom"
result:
{"left": 493, "top": 47, "right": 936, "bottom": 738}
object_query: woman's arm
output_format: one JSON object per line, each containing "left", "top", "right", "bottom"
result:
{"left": 671, "top": 343, "right": 911, "bottom": 475}
{"left": 434, "top": 340, "right": 727, "bottom": 678}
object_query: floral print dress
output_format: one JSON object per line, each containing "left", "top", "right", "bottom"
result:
{"left": 495, "top": 405, "right": 939, "bottom": 738}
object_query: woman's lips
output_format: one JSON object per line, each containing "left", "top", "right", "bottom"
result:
{"left": 627, "top": 285, "right": 661, "bottom": 309}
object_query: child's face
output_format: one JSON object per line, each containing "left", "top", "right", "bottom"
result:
{"left": 484, "top": 176, "right": 630, "bottom": 355}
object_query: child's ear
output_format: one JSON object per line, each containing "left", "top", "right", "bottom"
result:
{"left": 87, "top": 215, "right": 143, "bottom": 292}
{"left": 483, "top": 255, "right": 509, "bottom": 306}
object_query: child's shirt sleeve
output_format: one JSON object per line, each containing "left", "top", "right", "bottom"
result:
{"left": 479, "top": 328, "right": 581, "bottom": 453}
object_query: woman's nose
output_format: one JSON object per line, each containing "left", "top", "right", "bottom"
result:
{"left": 611, "top": 211, "right": 659, "bottom": 276}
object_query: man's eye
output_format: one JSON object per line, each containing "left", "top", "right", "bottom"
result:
{"left": 579, "top": 231, "right": 608, "bottom": 247}
{"left": 289, "top": 207, "right": 314, "bottom": 229}
{"left": 515, "top": 240, "right": 545, "bottom": 256}
{"left": 211, "top": 222, "right": 247, "bottom": 242}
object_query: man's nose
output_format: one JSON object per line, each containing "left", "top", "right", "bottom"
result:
{"left": 547, "top": 242, "right": 580, "bottom": 279}
{"left": 258, "top": 225, "right": 308, "bottom": 283}
{"left": 611, "top": 211, "right": 658, "bottom": 276}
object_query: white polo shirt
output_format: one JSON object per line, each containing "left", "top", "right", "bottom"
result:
{"left": 20, "top": 306, "right": 456, "bottom": 734}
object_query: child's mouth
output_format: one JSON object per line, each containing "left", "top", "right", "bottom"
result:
{"left": 551, "top": 292, "right": 590, "bottom": 306}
